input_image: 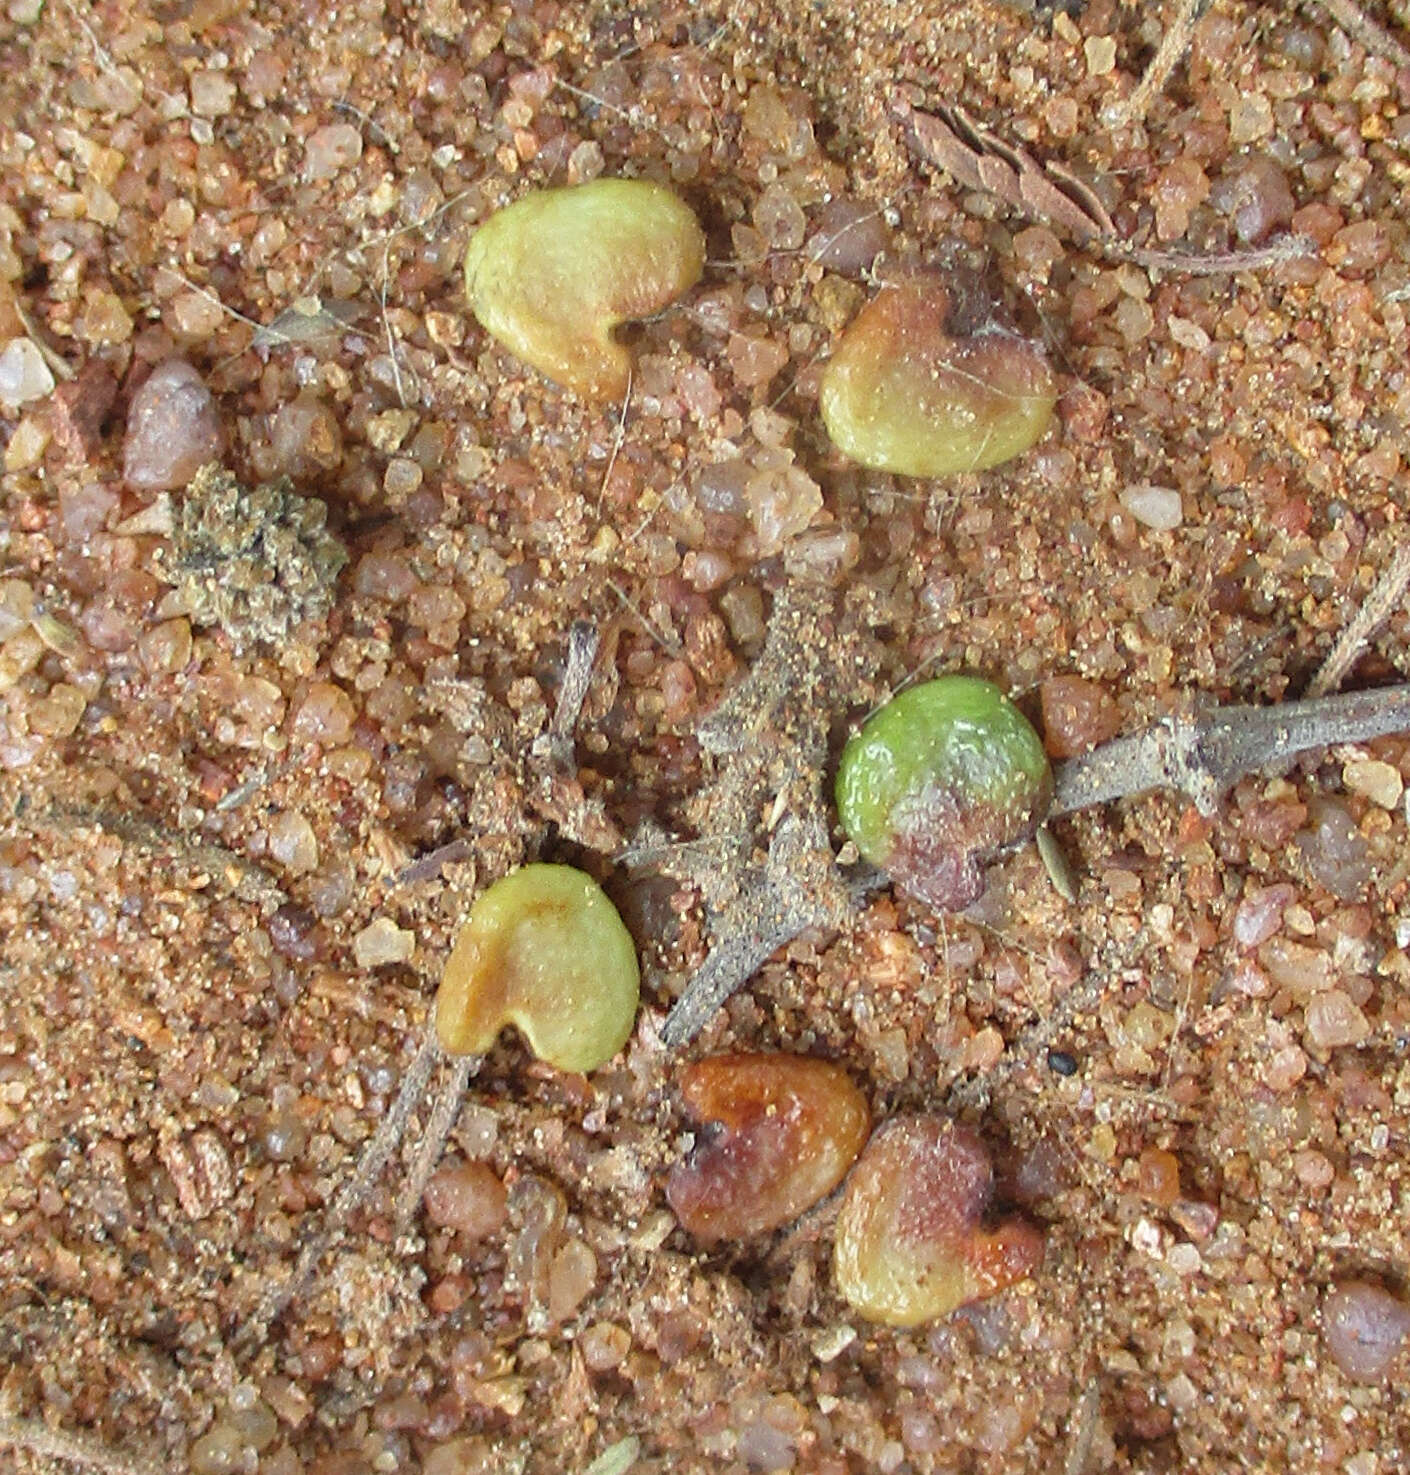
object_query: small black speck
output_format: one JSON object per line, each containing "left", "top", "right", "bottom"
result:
{"left": 1047, "top": 1049, "right": 1078, "bottom": 1076}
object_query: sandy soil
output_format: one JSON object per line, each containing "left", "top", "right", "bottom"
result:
{"left": 2, "top": 0, "right": 1410, "bottom": 1471}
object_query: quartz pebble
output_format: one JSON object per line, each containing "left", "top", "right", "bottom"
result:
{"left": 423, "top": 1157, "right": 508, "bottom": 1241}
{"left": 1323, "top": 1282, "right": 1410, "bottom": 1382}
{"left": 1303, "top": 990, "right": 1370, "bottom": 1051}
{"left": 353, "top": 917, "right": 416, "bottom": 967}
{"left": 1342, "top": 759, "right": 1402, "bottom": 810}
{"left": 50, "top": 359, "right": 117, "bottom": 461}
{"left": 123, "top": 359, "right": 225, "bottom": 491}
{"left": 0, "top": 337, "right": 55, "bottom": 407}
{"left": 267, "top": 811, "right": 319, "bottom": 873}
{"left": 1119, "top": 484, "right": 1183, "bottom": 531}
{"left": 305, "top": 123, "right": 363, "bottom": 181}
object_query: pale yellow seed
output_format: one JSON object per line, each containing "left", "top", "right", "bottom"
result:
{"left": 464, "top": 178, "right": 705, "bottom": 401}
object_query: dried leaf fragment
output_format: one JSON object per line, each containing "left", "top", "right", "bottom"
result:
{"left": 901, "top": 103, "right": 1116, "bottom": 243}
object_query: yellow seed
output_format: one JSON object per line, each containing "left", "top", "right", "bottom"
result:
{"left": 464, "top": 178, "right": 705, "bottom": 400}
{"left": 820, "top": 278, "right": 1056, "bottom": 477}
{"left": 435, "top": 863, "right": 639, "bottom": 1074}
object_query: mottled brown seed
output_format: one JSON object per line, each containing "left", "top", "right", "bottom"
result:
{"left": 667, "top": 1053, "right": 870, "bottom": 1242}
{"left": 833, "top": 1116, "right": 1044, "bottom": 1327}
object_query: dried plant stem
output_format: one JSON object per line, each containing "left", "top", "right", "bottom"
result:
{"left": 36, "top": 805, "right": 284, "bottom": 906}
{"left": 238, "top": 1030, "right": 441, "bottom": 1345}
{"left": 661, "top": 895, "right": 818, "bottom": 1050}
{"left": 1307, "top": 0, "right": 1410, "bottom": 68}
{"left": 1111, "top": 0, "right": 1207, "bottom": 128}
{"left": 0, "top": 1419, "right": 166, "bottom": 1475}
{"left": 1113, "top": 234, "right": 1316, "bottom": 275}
{"left": 395, "top": 1053, "right": 479, "bottom": 1228}
{"left": 555, "top": 620, "right": 601, "bottom": 733}
{"left": 1051, "top": 685, "right": 1410, "bottom": 817}
{"left": 660, "top": 812, "right": 864, "bottom": 1049}
{"left": 1309, "top": 542, "right": 1410, "bottom": 697}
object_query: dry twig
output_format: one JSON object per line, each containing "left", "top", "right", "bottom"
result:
{"left": 1051, "top": 685, "right": 1410, "bottom": 817}
{"left": 1309, "top": 542, "right": 1410, "bottom": 697}
{"left": 900, "top": 100, "right": 1315, "bottom": 275}
{"left": 0, "top": 1419, "right": 167, "bottom": 1475}
{"left": 1109, "top": 0, "right": 1208, "bottom": 129}
{"left": 1307, "top": 0, "right": 1410, "bottom": 68}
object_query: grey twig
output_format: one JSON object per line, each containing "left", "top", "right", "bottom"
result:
{"left": 1310, "top": 543, "right": 1410, "bottom": 698}
{"left": 395, "top": 1053, "right": 480, "bottom": 1228}
{"left": 0, "top": 1420, "right": 168, "bottom": 1475}
{"left": 237, "top": 1031, "right": 441, "bottom": 1347}
{"left": 1052, "top": 685, "right": 1410, "bottom": 818}
{"left": 660, "top": 811, "right": 853, "bottom": 1049}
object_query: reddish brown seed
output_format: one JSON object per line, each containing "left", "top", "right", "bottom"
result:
{"left": 666, "top": 1053, "right": 870, "bottom": 1242}
{"left": 833, "top": 1115, "right": 1044, "bottom": 1327}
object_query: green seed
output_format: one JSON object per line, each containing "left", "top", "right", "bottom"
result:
{"left": 435, "top": 863, "right": 639, "bottom": 1074}
{"left": 836, "top": 675, "right": 1053, "bottom": 911}
{"left": 464, "top": 178, "right": 706, "bottom": 401}
{"left": 820, "top": 279, "right": 1056, "bottom": 477}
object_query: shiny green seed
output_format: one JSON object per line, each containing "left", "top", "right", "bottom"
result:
{"left": 836, "top": 675, "right": 1053, "bottom": 911}
{"left": 464, "top": 178, "right": 706, "bottom": 401}
{"left": 435, "top": 863, "right": 639, "bottom": 1073}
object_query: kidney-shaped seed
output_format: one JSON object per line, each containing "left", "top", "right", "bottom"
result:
{"left": 666, "top": 1053, "right": 870, "bottom": 1242}
{"left": 836, "top": 674, "right": 1053, "bottom": 912}
{"left": 833, "top": 1115, "right": 1044, "bottom": 1327}
{"left": 464, "top": 178, "right": 706, "bottom": 401}
{"left": 820, "top": 278, "right": 1055, "bottom": 477}
{"left": 435, "top": 863, "right": 639, "bottom": 1074}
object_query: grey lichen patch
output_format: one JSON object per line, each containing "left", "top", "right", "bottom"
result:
{"left": 162, "top": 463, "right": 347, "bottom": 651}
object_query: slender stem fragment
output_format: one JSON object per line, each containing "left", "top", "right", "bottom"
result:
{"left": 1307, "top": 0, "right": 1410, "bottom": 68}
{"left": 1109, "top": 0, "right": 1208, "bottom": 128}
{"left": 661, "top": 908, "right": 813, "bottom": 1049}
{"left": 238, "top": 1031, "right": 441, "bottom": 1345}
{"left": 661, "top": 812, "right": 853, "bottom": 1048}
{"left": 395, "top": 1053, "right": 479, "bottom": 1228}
{"left": 1309, "top": 543, "right": 1410, "bottom": 697}
{"left": 549, "top": 621, "right": 600, "bottom": 741}
{"left": 0, "top": 1419, "right": 167, "bottom": 1475}
{"left": 1051, "top": 685, "right": 1410, "bottom": 817}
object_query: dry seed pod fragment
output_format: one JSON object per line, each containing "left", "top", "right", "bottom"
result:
{"left": 435, "top": 863, "right": 639, "bottom": 1074}
{"left": 820, "top": 279, "right": 1056, "bottom": 476}
{"left": 464, "top": 178, "right": 706, "bottom": 400}
{"left": 833, "top": 1115, "right": 1044, "bottom": 1327}
{"left": 666, "top": 1053, "right": 870, "bottom": 1242}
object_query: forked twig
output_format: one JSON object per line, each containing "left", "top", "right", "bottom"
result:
{"left": 237, "top": 1030, "right": 442, "bottom": 1347}
{"left": 660, "top": 677, "right": 1410, "bottom": 1047}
